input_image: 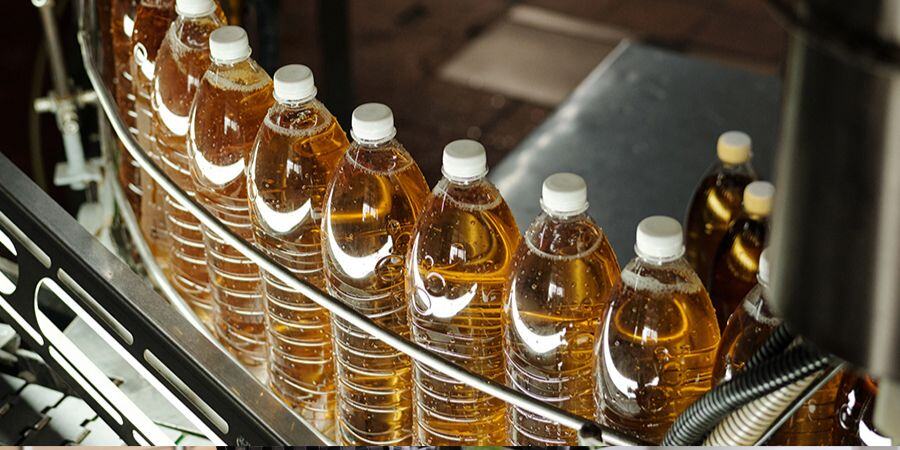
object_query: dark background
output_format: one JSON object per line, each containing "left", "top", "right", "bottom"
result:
{"left": 3, "top": 0, "right": 786, "bottom": 212}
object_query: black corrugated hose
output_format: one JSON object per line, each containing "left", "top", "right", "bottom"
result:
{"left": 662, "top": 342, "right": 832, "bottom": 445}
{"left": 745, "top": 322, "right": 794, "bottom": 370}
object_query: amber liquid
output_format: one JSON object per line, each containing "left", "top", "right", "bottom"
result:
{"left": 712, "top": 284, "right": 777, "bottom": 382}
{"left": 596, "top": 256, "right": 720, "bottom": 444}
{"left": 112, "top": 0, "right": 141, "bottom": 216}
{"left": 504, "top": 212, "right": 619, "bottom": 445}
{"left": 770, "top": 375, "right": 841, "bottom": 445}
{"left": 154, "top": 10, "right": 225, "bottom": 324}
{"left": 133, "top": 0, "right": 176, "bottom": 261}
{"left": 835, "top": 374, "right": 890, "bottom": 445}
{"left": 709, "top": 214, "right": 767, "bottom": 330}
{"left": 714, "top": 285, "right": 842, "bottom": 445}
{"left": 189, "top": 58, "right": 273, "bottom": 366}
{"left": 684, "top": 165, "right": 754, "bottom": 286}
{"left": 322, "top": 139, "right": 429, "bottom": 445}
{"left": 248, "top": 99, "right": 348, "bottom": 438}
{"left": 406, "top": 178, "right": 519, "bottom": 445}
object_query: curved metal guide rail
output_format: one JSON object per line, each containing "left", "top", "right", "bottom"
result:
{"left": 0, "top": 150, "right": 330, "bottom": 445}
{"left": 73, "top": 0, "right": 642, "bottom": 445}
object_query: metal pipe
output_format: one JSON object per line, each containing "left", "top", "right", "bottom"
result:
{"left": 76, "top": 4, "right": 640, "bottom": 444}
{"left": 34, "top": 0, "right": 88, "bottom": 189}
{"left": 767, "top": 0, "right": 900, "bottom": 381}
{"left": 34, "top": 0, "right": 72, "bottom": 99}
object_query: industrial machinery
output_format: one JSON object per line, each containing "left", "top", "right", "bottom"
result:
{"left": 0, "top": 0, "right": 897, "bottom": 445}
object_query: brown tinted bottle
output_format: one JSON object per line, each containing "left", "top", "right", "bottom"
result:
{"left": 684, "top": 131, "right": 756, "bottom": 285}
{"left": 835, "top": 374, "right": 892, "bottom": 445}
{"left": 709, "top": 181, "right": 773, "bottom": 330}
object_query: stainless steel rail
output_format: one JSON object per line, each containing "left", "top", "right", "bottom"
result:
{"left": 75, "top": 0, "right": 641, "bottom": 445}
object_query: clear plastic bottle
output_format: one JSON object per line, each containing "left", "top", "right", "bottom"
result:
{"left": 188, "top": 26, "right": 273, "bottom": 366}
{"left": 684, "top": 131, "right": 757, "bottom": 285}
{"left": 133, "top": 0, "right": 176, "bottom": 261}
{"left": 596, "top": 216, "right": 720, "bottom": 444}
{"left": 709, "top": 181, "right": 773, "bottom": 330}
{"left": 406, "top": 140, "right": 519, "bottom": 445}
{"left": 504, "top": 173, "right": 620, "bottom": 445}
{"left": 712, "top": 249, "right": 777, "bottom": 383}
{"left": 321, "top": 103, "right": 429, "bottom": 445}
{"left": 153, "top": 0, "right": 225, "bottom": 324}
{"left": 714, "top": 249, "right": 842, "bottom": 445}
{"left": 111, "top": 0, "right": 141, "bottom": 216}
{"left": 248, "top": 65, "right": 349, "bottom": 438}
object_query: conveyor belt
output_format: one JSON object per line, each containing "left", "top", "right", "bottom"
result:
{"left": 0, "top": 372, "right": 210, "bottom": 445}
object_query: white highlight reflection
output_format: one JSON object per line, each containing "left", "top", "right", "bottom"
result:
{"left": 861, "top": 419, "right": 892, "bottom": 445}
{"left": 324, "top": 207, "right": 393, "bottom": 279}
{"left": 153, "top": 85, "right": 189, "bottom": 136}
{"left": 253, "top": 195, "right": 312, "bottom": 234}
{"left": 193, "top": 150, "right": 244, "bottom": 186}
{"left": 601, "top": 313, "right": 638, "bottom": 398}
{"left": 123, "top": 14, "right": 134, "bottom": 38}
{"left": 509, "top": 278, "right": 566, "bottom": 354}
{"left": 133, "top": 43, "right": 155, "bottom": 79}
{"left": 410, "top": 239, "right": 476, "bottom": 319}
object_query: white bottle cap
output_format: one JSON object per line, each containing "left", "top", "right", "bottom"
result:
{"left": 635, "top": 216, "right": 684, "bottom": 260}
{"left": 273, "top": 64, "right": 316, "bottom": 103}
{"left": 175, "top": 0, "right": 215, "bottom": 17}
{"left": 758, "top": 248, "right": 770, "bottom": 284}
{"left": 351, "top": 103, "right": 396, "bottom": 143}
{"left": 717, "top": 131, "right": 752, "bottom": 165}
{"left": 209, "top": 26, "right": 251, "bottom": 64}
{"left": 442, "top": 139, "right": 487, "bottom": 181}
{"left": 743, "top": 181, "right": 775, "bottom": 217}
{"left": 541, "top": 173, "right": 588, "bottom": 216}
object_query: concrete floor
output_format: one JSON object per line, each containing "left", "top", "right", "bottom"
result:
{"left": 5, "top": 0, "right": 786, "bottom": 191}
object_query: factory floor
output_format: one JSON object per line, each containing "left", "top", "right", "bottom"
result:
{"left": 280, "top": 0, "right": 786, "bottom": 182}
{"left": 5, "top": 0, "right": 786, "bottom": 202}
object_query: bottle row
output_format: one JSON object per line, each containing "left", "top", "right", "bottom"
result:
{"left": 105, "top": 0, "right": 886, "bottom": 446}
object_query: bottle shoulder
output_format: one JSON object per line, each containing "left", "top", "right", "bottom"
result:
{"left": 706, "top": 160, "right": 757, "bottom": 178}
{"left": 132, "top": 1, "right": 175, "bottom": 39}
{"left": 169, "top": 15, "right": 224, "bottom": 50}
{"left": 686, "top": 163, "right": 756, "bottom": 223}
{"left": 740, "top": 285, "right": 780, "bottom": 325}
{"left": 523, "top": 213, "right": 613, "bottom": 261}
{"left": 718, "top": 214, "right": 769, "bottom": 249}
{"left": 605, "top": 257, "right": 718, "bottom": 349}
{"left": 412, "top": 179, "right": 520, "bottom": 251}
{"left": 341, "top": 139, "right": 422, "bottom": 176}
{"left": 262, "top": 101, "right": 337, "bottom": 137}
{"left": 429, "top": 178, "right": 508, "bottom": 211}
{"left": 203, "top": 59, "right": 272, "bottom": 92}
{"left": 620, "top": 257, "right": 706, "bottom": 296}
